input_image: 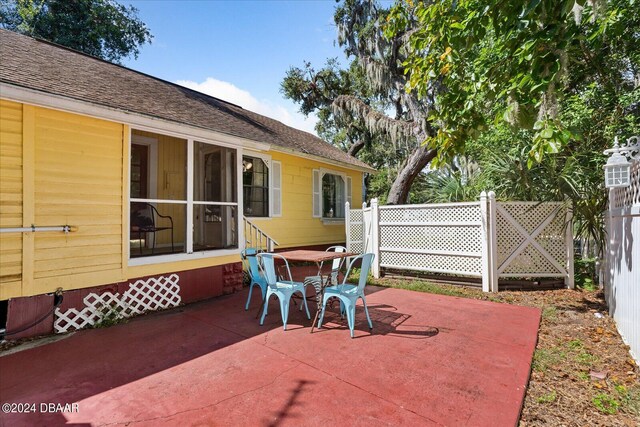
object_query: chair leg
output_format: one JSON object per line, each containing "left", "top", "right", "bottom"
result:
{"left": 300, "top": 291, "right": 310, "bottom": 319}
{"left": 361, "top": 295, "right": 373, "bottom": 330}
{"left": 346, "top": 304, "right": 356, "bottom": 338}
{"left": 279, "top": 296, "right": 290, "bottom": 331}
{"left": 318, "top": 297, "right": 328, "bottom": 329}
{"left": 259, "top": 294, "right": 270, "bottom": 325}
{"left": 245, "top": 283, "right": 255, "bottom": 311}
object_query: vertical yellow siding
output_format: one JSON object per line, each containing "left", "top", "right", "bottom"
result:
{"left": 0, "top": 100, "right": 23, "bottom": 296}
{"left": 248, "top": 151, "right": 364, "bottom": 248}
{"left": 32, "top": 107, "right": 124, "bottom": 288}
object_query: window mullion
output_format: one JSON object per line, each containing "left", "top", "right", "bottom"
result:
{"left": 186, "top": 138, "right": 194, "bottom": 254}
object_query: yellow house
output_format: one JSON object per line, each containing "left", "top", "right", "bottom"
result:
{"left": 0, "top": 30, "right": 373, "bottom": 338}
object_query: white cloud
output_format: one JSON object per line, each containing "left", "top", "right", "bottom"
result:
{"left": 176, "top": 77, "right": 318, "bottom": 135}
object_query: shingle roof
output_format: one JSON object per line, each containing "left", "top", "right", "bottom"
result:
{"left": 0, "top": 29, "right": 373, "bottom": 171}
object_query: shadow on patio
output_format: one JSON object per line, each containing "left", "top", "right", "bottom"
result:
{"left": 0, "top": 285, "right": 540, "bottom": 426}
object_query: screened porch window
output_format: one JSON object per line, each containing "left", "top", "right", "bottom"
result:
{"left": 129, "top": 130, "right": 238, "bottom": 259}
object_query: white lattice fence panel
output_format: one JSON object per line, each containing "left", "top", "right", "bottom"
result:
{"left": 379, "top": 226, "right": 481, "bottom": 253}
{"left": 496, "top": 203, "right": 567, "bottom": 277}
{"left": 379, "top": 203, "right": 481, "bottom": 223}
{"left": 348, "top": 209, "right": 365, "bottom": 254}
{"left": 378, "top": 203, "right": 483, "bottom": 277}
{"left": 54, "top": 274, "right": 181, "bottom": 333}
{"left": 611, "top": 161, "right": 640, "bottom": 209}
{"left": 380, "top": 252, "right": 483, "bottom": 276}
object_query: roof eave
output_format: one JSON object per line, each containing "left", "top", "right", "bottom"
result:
{"left": 269, "top": 145, "right": 376, "bottom": 173}
{"left": 0, "top": 82, "right": 271, "bottom": 151}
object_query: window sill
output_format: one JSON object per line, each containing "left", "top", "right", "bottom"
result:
{"left": 128, "top": 248, "right": 240, "bottom": 266}
{"left": 322, "top": 218, "right": 345, "bottom": 225}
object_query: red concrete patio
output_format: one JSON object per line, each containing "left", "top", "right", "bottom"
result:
{"left": 0, "top": 285, "right": 540, "bottom": 426}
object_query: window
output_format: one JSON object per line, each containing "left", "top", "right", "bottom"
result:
{"left": 312, "top": 169, "right": 352, "bottom": 220}
{"left": 243, "top": 156, "right": 268, "bottom": 217}
{"left": 129, "top": 129, "right": 238, "bottom": 260}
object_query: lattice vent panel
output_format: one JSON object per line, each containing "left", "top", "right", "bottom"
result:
{"left": 380, "top": 225, "right": 481, "bottom": 253}
{"left": 380, "top": 252, "right": 481, "bottom": 276}
{"left": 495, "top": 213, "right": 525, "bottom": 266}
{"left": 496, "top": 203, "right": 567, "bottom": 276}
{"left": 611, "top": 161, "right": 640, "bottom": 209}
{"left": 54, "top": 274, "right": 181, "bottom": 333}
{"left": 502, "top": 245, "right": 559, "bottom": 275}
{"left": 379, "top": 204, "right": 481, "bottom": 224}
{"left": 534, "top": 212, "right": 566, "bottom": 267}
{"left": 500, "top": 203, "right": 559, "bottom": 234}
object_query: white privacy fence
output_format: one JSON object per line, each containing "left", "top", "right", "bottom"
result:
{"left": 604, "top": 157, "right": 640, "bottom": 364}
{"left": 346, "top": 192, "right": 574, "bottom": 292}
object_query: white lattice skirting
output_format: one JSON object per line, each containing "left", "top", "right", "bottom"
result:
{"left": 54, "top": 274, "right": 181, "bottom": 333}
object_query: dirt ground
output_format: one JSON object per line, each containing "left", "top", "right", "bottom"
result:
{"left": 377, "top": 276, "right": 640, "bottom": 426}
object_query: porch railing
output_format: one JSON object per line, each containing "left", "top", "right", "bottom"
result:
{"left": 243, "top": 217, "right": 278, "bottom": 252}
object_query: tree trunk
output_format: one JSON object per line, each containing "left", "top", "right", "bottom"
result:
{"left": 387, "top": 145, "right": 437, "bottom": 204}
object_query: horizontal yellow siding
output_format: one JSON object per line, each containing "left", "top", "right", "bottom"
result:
{"left": 32, "top": 107, "right": 124, "bottom": 288}
{"left": 0, "top": 100, "right": 366, "bottom": 299}
{"left": 248, "top": 151, "right": 363, "bottom": 248}
{"left": 0, "top": 100, "right": 23, "bottom": 285}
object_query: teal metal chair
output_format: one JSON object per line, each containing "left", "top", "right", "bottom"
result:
{"left": 258, "top": 253, "right": 310, "bottom": 330}
{"left": 317, "top": 253, "right": 375, "bottom": 338}
{"left": 242, "top": 248, "right": 267, "bottom": 310}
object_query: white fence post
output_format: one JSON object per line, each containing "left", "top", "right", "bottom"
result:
{"left": 345, "top": 201, "right": 351, "bottom": 252}
{"left": 480, "top": 192, "right": 490, "bottom": 292}
{"left": 565, "top": 206, "right": 575, "bottom": 289}
{"left": 370, "top": 198, "right": 381, "bottom": 278}
{"left": 488, "top": 191, "right": 499, "bottom": 292}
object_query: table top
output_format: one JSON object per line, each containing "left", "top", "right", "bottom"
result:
{"left": 276, "top": 249, "right": 355, "bottom": 263}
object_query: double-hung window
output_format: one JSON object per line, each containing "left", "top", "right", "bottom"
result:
{"left": 312, "top": 168, "right": 352, "bottom": 220}
{"left": 242, "top": 154, "right": 282, "bottom": 218}
{"left": 129, "top": 129, "right": 238, "bottom": 261}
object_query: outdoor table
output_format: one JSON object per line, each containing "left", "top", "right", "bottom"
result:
{"left": 267, "top": 249, "right": 355, "bottom": 333}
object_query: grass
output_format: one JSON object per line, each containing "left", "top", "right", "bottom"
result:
{"left": 533, "top": 347, "right": 566, "bottom": 373}
{"left": 537, "top": 390, "right": 557, "bottom": 404}
{"left": 541, "top": 305, "right": 558, "bottom": 322}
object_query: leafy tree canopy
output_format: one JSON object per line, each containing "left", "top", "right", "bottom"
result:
{"left": 0, "top": 0, "right": 152, "bottom": 63}
{"left": 386, "top": 0, "right": 639, "bottom": 166}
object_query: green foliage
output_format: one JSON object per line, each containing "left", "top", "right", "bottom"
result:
{"left": 542, "top": 306, "right": 558, "bottom": 323}
{"left": 533, "top": 347, "right": 566, "bottom": 373}
{"left": 386, "top": 0, "right": 640, "bottom": 166}
{"left": 593, "top": 392, "right": 621, "bottom": 415}
{"left": 346, "top": 267, "right": 375, "bottom": 285}
{"left": 0, "top": 0, "right": 152, "bottom": 63}
{"left": 377, "top": 278, "right": 481, "bottom": 299}
{"left": 537, "top": 390, "right": 557, "bottom": 404}
{"left": 575, "top": 258, "right": 598, "bottom": 290}
{"left": 92, "top": 303, "right": 126, "bottom": 328}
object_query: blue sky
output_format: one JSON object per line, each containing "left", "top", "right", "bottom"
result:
{"left": 123, "top": 1, "right": 353, "bottom": 134}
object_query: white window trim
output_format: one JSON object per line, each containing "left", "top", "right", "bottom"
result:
{"left": 131, "top": 134, "right": 158, "bottom": 200}
{"left": 314, "top": 168, "right": 351, "bottom": 222}
{"left": 242, "top": 150, "right": 281, "bottom": 219}
{"left": 271, "top": 160, "right": 282, "bottom": 218}
{"left": 127, "top": 128, "right": 242, "bottom": 265}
